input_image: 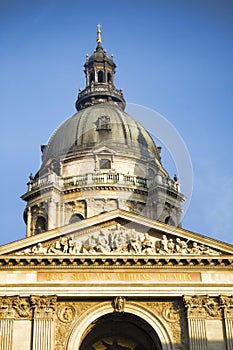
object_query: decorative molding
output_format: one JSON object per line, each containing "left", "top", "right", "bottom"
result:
{"left": 0, "top": 256, "right": 232, "bottom": 269}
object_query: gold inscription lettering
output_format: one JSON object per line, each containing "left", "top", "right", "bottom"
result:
{"left": 46, "top": 273, "right": 64, "bottom": 281}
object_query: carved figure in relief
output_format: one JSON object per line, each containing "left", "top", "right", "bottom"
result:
{"left": 175, "top": 238, "right": 188, "bottom": 254}
{"left": 167, "top": 238, "right": 175, "bottom": 253}
{"left": 48, "top": 240, "right": 63, "bottom": 254}
{"left": 31, "top": 242, "right": 47, "bottom": 254}
{"left": 111, "top": 224, "right": 128, "bottom": 253}
{"left": 113, "top": 296, "right": 125, "bottom": 312}
{"left": 96, "top": 230, "right": 111, "bottom": 253}
{"left": 141, "top": 233, "right": 153, "bottom": 254}
{"left": 162, "top": 305, "right": 179, "bottom": 323}
{"left": 17, "top": 223, "right": 222, "bottom": 257}
{"left": 83, "top": 235, "right": 96, "bottom": 253}
{"left": 189, "top": 242, "right": 201, "bottom": 254}
{"left": 68, "top": 237, "right": 80, "bottom": 254}
{"left": 58, "top": 305, "right": 75, "bottom": 323}
{"left": 200, "top": 245, "right": 221, "bottom": 255}
{"left": 159, "top": 235, "right": 169, "bottom": 253}
{"left": 60, "top": 237, "right": 69, "bottom": 253}
{"left": 128, "top": 229, "right": 141, "bottom": 253}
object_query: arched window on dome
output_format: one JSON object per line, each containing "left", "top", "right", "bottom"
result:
{"left": 107, "top": 72, "right": 112, "bottom": 83}
{"left": 98, "top": 70, "right": 104, "bottom": 83}
{"left": 69, "top": 213, "right": 84, "bottom": 224}
{"left": 35, "top": 216, "right": 47, "bottom": 234}
{"left": 90, "top": 71, "right": 95, "bottom": 84}
{"left": 165, "top": 216, "right": 175, "bottom": 226}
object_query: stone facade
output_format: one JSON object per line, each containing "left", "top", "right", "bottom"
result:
{"left": 1, "top": 26, "right": 233, "bottom": 350}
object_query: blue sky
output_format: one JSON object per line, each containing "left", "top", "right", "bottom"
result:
{"left": 1, "top": 0, "right": 233, "bottom": 245}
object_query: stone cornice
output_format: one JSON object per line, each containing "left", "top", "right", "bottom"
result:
{"left": 0, "top": 254, "right": 232, "bottom": 269}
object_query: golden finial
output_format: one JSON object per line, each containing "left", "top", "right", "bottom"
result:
{"left": 97, "top": 24, "right": 102, "bottom": 44}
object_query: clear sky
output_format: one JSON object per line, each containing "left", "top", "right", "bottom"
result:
{"left": 1, "top": 0, "right": 233, "bottom": 246}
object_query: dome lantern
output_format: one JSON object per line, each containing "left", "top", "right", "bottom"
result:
{"left": 75, "top": 25, "right": 126, "bottom": 111}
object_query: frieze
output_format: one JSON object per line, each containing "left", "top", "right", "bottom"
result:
{"left": 16, "top": 224, "right": 221, "bottom": 256}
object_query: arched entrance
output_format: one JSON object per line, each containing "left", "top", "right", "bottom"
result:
{"left": 79, "top": 312, "right": 162, "bottom": 350}
{"left": 67, "top": 303, "right": 173, "bottom": 350}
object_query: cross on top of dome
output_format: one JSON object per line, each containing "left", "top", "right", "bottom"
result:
{"left": 96, "top": 24, "right": 102, "bottom": 45}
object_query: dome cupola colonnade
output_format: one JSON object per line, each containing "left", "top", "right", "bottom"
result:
{"left": 22, "top": 25, "right": 185, "bottom": 237}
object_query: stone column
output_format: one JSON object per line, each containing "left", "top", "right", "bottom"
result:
{"left": 220, "top": 295, "right": 233, "bottom": 350}
{"left": 0, "top": 297, "right": 14, "bottom": 350}
{"left": 26, "top": 206, "right": 32, "bottom": 237}
{"left": 183, "top": 296, "right": 208, "bottom": 350}
{"left": 47, "top": 200, "right": 57, "bottom": 230}
{"left": 31, "top": 296, "right": 57, "bottom": 350}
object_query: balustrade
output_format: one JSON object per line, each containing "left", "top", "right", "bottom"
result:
{"left": 29, "top": 172, "right": 147, "bottom": 191}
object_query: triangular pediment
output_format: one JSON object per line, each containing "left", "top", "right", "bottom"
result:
{"left": 1, "top": 210, "right": 233, "bottom": 259}
{"left": 92, "top": 146, "right": 116, "bottom": 155}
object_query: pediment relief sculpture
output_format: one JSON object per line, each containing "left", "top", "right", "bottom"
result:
{"left": 15, "top": 224, "right": 221, "bottom": 256}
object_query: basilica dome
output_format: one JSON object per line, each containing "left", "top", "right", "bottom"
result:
{"left": 41, "top": 103, "right": 161, "bottom": 167}
{"left": 22, "top": 26, "right": 184, "bottom": 237}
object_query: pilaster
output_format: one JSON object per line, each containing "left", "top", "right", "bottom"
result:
{"left": 26, "top": 206, "right": 32, "bottom": 237}
{"left": 220, "top": 296, "right": 233, "bottom": 350}
{"left": 31, "top": 295, "right": 57, "bottom": 350}
{"left": 0, "top": 297, "right": 14, "bottom": 350}
{"left": 184, "top": 295, "right": 208, "bottom": 350}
